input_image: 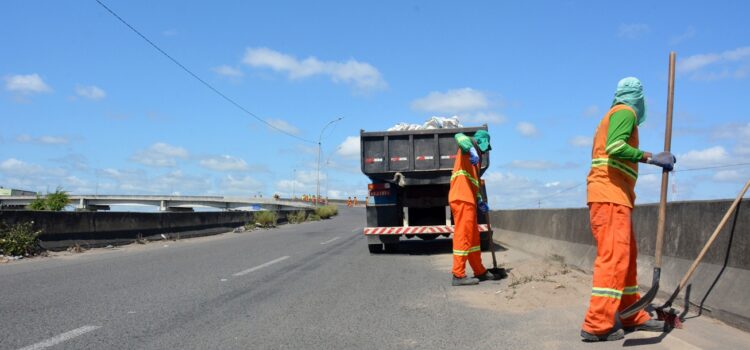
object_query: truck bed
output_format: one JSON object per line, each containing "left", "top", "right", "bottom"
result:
{"left": 360, "top": 125, "right": 489, "bottom": 185}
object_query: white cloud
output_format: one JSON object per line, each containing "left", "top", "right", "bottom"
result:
{"left": 713, "top": 170, "right": 743, "bottom": 182}
{"left": 267, "top": 118, "right": 300, "bottom": 135}
{"left": 678, "top": 146, "right": 730, "bottom": 168}
{"left": 583, "top": 105, "right": 600, "bottom": 117}
{"left": 461, "top": 112, "right": 507, "bottom": 125}
{"left": 16, "top": 134, "right": 69, "bottom": 145}
{"left": 482, "top": 171, "right": 584, "bottom": 209}
{"left": 677, "top": 46, "right": 750, "bottom": 81}
{"left": 130, "top": 142, "right": 189, "bottom": 167}
{"left": 212, "top": 65, "right": 244, "bottom": 78}
{"left": 411, "top": 88, "right": 489, "bottom": 113}
{"left": 516, "top": 122, "right": 538, "bottom": 137}
{"left": 220, "top": 175, "right": 264, "bottom": 195}
{"left": 618, "top": 23, "right": 649, "bottom": 39}
{"left": 506, "top": 160, "right": 576, "bottom": 170}
{"left": 75, "top": 85, "right": 106, "bottom": 100}
{"left": 162, "top": 29, "right": 178, "bottom": 37}
{"left": 97, "top": 168, "right": 212, "bottom": 195}
{"left": 275, "top": 179, "right": 306, "bottom": 194}
{"left": 0, "top": 158, "right": 43, "bottom": 176}
{"left": 336, "top": 136, "right": 360, "bottom": 158}
{"left": 4, "top": 73, "right": 51, "bottom": 94}
{"left": 670, "top": 26, "right": 696, "bottom": 45}
{"left": 199, "top": 155, "right": 248, "bottom": 172}
{"left": 242, "top": 47, "right": 386, "bottom": 91}
{"left": 569, "top": 136, "right": 592, "bottom": 148}
{"left": 712, "top": 122, "right": 750, "bottom": 140}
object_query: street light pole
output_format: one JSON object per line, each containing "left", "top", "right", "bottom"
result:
{"left": 317, "top": 117, "right": 343, "bottom": 206}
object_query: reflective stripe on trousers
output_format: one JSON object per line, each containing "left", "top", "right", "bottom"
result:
{"left": 582, "top": 202, "right": 650, "bottom": 335}
{"left": 451, "top": 200, "right": 486, "bottom": 278}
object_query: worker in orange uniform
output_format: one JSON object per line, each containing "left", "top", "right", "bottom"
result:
{"left": 581, "top": 77, "right": 676, "bottom": 342}
{"left": 353, "top": 197, "right": 358, "bottom": 206}
{"left": 449, "top": 130, "right": 500, "bottom": 286}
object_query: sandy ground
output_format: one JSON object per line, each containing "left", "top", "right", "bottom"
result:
{"left": 430, "top": 242, "right": 750, "bottom": 349}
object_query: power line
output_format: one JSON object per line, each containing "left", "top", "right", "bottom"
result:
{"left": 514, "top": 161, "right": 750, "bottom": 209}
{"left": 94, "top": 0, "right": 316, "bottom": 144}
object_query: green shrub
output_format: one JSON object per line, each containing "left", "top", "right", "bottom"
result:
{"left": 26, "top": 187, "right": 69, "bottom": 211}
{"left": 28, "top": 196, "right": 47, "bottom": 210}
{"left": 315, "top": 205, "right": 339, "bottom": 219}
{"left": 45, "top": 188, "right": 69, "bottom": 211}
{"left": 254, "top": 210, "right": 277, "bottom": 227}
{"left": 0, "top": 222, "right": 42, "bottom": 256}
{"left": 287, "top": 210, "right": 307, "bottom": 224}
{"left": 307, "top": 214, "right": 321, "bottom": 221}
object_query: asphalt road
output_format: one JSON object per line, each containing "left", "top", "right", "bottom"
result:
{"left": 1, "top": 207, "right": 749, "bottom": 349}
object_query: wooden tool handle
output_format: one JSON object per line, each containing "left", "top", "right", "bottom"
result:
{"left": 654, "top": 52, "right": 677, "bottom": 268}
{"left": 677, "top": 178, "right": 750, "bottom": 291}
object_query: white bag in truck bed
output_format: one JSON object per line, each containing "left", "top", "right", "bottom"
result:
{"left": 387, "top": 116, "right": 462, "bottom": 131}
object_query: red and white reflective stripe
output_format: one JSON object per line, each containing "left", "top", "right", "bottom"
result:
{"left": 363, "top": 224, "right": 489, "bottom": 235}
{"left": 364, "top": 157, "right": 384, "bottom": 164}
{"left": 415, "top": 155, "right": 434, "bottom": 161}
{"left": 390, "top": 157, "right": 408, "bottom": 162}
{"left": 440, "top": 155, "right": 457, "bottom": 160}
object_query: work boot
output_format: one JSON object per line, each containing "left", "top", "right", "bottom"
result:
{"left": 452, "top": 276, "right": 479, "bottom": 286}
{"left": 475, "top": 270, "right": 501, "bottom": 281}
{"left": 580, "top": 329, "right": 624, "bottom": 342}
{"left": 624, "top": 319, "right": 667, "bottom": 333}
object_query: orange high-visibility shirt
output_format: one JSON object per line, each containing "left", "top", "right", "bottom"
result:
{"left": 587, "top": 105, "right": 640, "bottom": 208}
{"left": 449, "top": 149, "right": 480, "bottom": 204}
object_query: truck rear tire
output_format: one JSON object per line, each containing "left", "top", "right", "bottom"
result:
{"left": 368, "top": 244, "right": 384, "bottom": 254}
{"left": 384, "top": 243, "right": 399, "bottom": 253}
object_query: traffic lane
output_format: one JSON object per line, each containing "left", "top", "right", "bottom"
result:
{"left": 126, "top": 228, "right": 527, "bottom": 349}
{"left": 0, "top": 208, "right": 362, "bottom": 350}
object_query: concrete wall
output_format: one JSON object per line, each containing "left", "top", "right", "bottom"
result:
{"left": 490, "top": 199, "right": 750, "bottom": 331}
{"left": 0, "top": 210, "right": 310, "bottom": 251}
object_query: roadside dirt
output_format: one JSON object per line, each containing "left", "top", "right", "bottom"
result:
{"left": 431, "top": 242, "right": 750, "bottom": 349}
{"left": 432, "top": 245, "right": 593, "bottom": 314}
{"left": 0, "top": 227, "right": 258, "bottom": 264}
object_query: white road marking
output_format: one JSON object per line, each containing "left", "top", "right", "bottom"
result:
{"left": 233, "top": 256, "right": 290, "bottom": 277}
{"left": 320, "top": 237, "right": 340, "bottom": 245}
{"left": 17, "top": 325, "right": 100, "bottom": 350}
{"left": 220, "top": 278, "right": 228, "bottom": 282}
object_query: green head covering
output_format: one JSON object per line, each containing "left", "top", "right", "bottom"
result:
{"left": 473, "top": 130, "right": 492, "bottom": 152}
{"left": 612, "top": 77, "right": 647, "bottom": 125}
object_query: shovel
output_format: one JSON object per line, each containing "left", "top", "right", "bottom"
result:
{"left": 620, "top": 51, "right": 677, "bottom": 320}
{"left": 655, "top": 178, "right": 750, "bottom": 328}
{"left": 475, "top": 156, "right": 508, "bottom": 280}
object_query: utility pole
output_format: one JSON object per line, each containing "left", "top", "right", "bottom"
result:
{"left": 317, "top": 117, "right": 343, "bottom": 206}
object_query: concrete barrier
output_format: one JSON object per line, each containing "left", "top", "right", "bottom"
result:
{"left": 490, "top": 199, "right": 750, "bottom": 331}
{"left": 0, "top": 209, "right": 313, "bottom": 251}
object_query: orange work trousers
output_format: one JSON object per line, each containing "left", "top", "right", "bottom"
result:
{"left": 582, "top": 202, "right": 651, "bottom": 335}
{"left": 450, "top": 200, "right": 486, "bottom": 278}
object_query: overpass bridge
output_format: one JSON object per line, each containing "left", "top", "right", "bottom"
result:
{"left": 0, "top": 195, "right": 315, "bottom": 212}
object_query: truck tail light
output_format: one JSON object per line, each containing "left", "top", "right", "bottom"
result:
{"left": 368, "top": 183, "right": 391, "bottom": 196}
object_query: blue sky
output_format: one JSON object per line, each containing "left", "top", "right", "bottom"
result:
{"left": 2, "top": 0, "right": 749, "bottom": 209}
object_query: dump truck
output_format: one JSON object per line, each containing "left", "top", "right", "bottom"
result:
{"left": 360, "top": 125, "right": 491, "bottom": 253}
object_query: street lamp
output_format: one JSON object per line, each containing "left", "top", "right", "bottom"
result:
{"left": 317, "top": 117, "right": 343, "bottom": 206}
{"left": 292, "top": 168, "right": 296, "bottom": 200}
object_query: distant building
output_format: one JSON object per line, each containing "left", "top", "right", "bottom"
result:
{"left": 0, "top": 187, "right": 38, "bottom": 196}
